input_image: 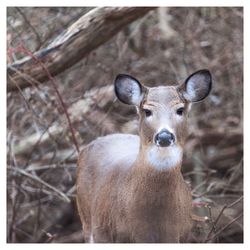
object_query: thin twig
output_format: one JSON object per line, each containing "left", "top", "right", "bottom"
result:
{"left": 8, "top": 167, "right": 71, "bottom": 203}
{"left": 15, "top": 7, "right": 42, "bottom": 49}
{"left": 204, "top": 196, "right": 243, "bottom": 242}
{"left": 8, "top": 63, "right": 45, "bottom": 92}
{"left": 26, "top": 163, "right": 76, "bottom": 172}
{"left": 227, "top": 196, "right": 243, "bottom": 208}
{"left": 206, "top": 213, "right": 243, "bottom": 242}
{"left": 207, "top": 205, "right": 217, "bottom": 240}
{"left": 19, "top": 46, "right": 80, "bottom": 153}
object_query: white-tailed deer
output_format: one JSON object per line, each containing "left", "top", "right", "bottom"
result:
{"left": 76, "top": 70, "right": 212, "bottom": 243}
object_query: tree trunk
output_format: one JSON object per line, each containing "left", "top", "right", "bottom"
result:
{"left": 7, "top": 7, "right": 155, "bottom": 92}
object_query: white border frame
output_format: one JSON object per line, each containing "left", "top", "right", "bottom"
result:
{"left": 2, "top": 1, "right": 247, "bottom": 249}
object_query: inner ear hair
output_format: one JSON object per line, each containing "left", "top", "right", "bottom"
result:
{"left": 114, "top": 74, "right": 147, "bottom": 106}
{"left": 180, "top": 69, "right": 212, "bottom": 102}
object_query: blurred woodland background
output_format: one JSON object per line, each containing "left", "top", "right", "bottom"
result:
{"left": 7, "top": 7, "right": 243, "bottom": 243}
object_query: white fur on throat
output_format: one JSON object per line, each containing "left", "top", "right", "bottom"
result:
{"left": 147, "top": 145, "right": 183, "bottom": 170}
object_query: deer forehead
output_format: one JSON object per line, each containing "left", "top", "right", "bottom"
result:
{"left": 144, "top": 86, "right": 183, "bottom": 107}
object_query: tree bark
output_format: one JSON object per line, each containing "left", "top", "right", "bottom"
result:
{"left": 7, "top": 7, "right": 155, "bottom": 92}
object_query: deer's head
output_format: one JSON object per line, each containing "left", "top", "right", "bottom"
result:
{"left": 115, "top": 70, "right": 212, "bottom": 169}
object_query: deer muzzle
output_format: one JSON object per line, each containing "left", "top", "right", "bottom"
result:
{"left": 154, "top": 129, "right": 175, "bottom": 147}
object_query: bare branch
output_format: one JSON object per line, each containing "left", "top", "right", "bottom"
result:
{"left": 12, "top": 85, "right": 114, "bottom": 156}
{"left": 204, "top": 196, "right": 243, "bottom": 242}
{"left": 15, "top": 7, "right": 42, "bottom": 49}
{"left": 8, "top": 167, "right": 71, "bottom": 203}
{"left": 207, "top": 213, "right": 243, "bottom": 242}
{"left": 7, "top": 7, "right": 155, "bottom": 92}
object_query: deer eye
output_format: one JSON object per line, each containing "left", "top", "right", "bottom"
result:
{"left": 143, "top": 109, "right": 152, "bottom": 117}
{"left": 176, "top": 107, "right": 184, "bottom": 116}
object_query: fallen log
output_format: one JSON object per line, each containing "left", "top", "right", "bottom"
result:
{"left": 7, "top": 7, "right": 155, "bottom": 92}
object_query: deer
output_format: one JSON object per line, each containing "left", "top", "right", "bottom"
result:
{"left": 76, "top": 69, "right": 212, "bottom": 243}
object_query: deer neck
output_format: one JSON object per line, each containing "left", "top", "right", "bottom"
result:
{"left": 129, "top": 144, "right": 185, "bottom": 216}
{"left": 129, "top": 143, "right": 184, "bottom": 194}
{"left": 130, "top": 150, "right": 184, "bottom": 218}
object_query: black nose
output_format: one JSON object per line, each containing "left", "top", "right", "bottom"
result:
{"left": 155, "top": 129, "right": 175, "bottom": 147}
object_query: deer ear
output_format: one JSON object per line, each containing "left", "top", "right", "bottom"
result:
{"left": 180, "top": 69, "right": 212, "bottom": 102}
{"left": 114, "top": 74, "right": 146, "bottom": 106}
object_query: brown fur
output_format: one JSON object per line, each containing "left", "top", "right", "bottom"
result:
{"left": 76, "top": 85, "right": 193, "bottom": 243}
